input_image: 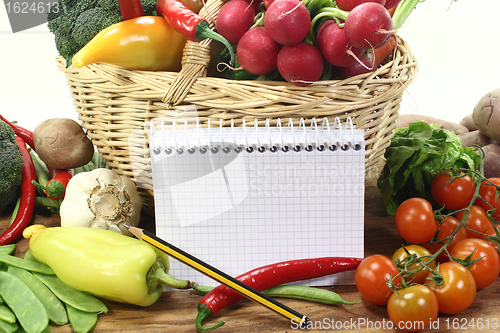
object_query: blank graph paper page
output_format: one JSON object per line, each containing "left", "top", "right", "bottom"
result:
{"left": 149, "top": 119, "right": 365, "bottom": 286}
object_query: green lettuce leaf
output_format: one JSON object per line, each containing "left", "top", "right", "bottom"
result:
{"left": 377, "top": 121, "right": 481, "bottom": 215}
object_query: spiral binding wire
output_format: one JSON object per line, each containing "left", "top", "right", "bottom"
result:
{"left": 149, "top": 117, "right": 363, "bottom": 156}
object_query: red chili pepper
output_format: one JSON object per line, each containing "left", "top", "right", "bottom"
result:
{"left": 0, "top": 115, "right": 35, "bottom": 150}
{"left": 118, "top": 0, "right": 145, "bottom": 20}
{"left": 195, "top": 257, "right": 363, "bottom": 330}
{"left": 0, "top": 137, "right": 36, "bottom": 245}
{"left": 32, "top": 170, "right": 72, "bottom": 200}
{"left": 155, "top": 0, "right": 235, "bottom": 64}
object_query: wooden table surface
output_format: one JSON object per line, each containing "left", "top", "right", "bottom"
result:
{"left": 2, "top": 166, "right": 500, "bottom": 333}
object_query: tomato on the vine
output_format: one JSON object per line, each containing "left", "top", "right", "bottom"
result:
{"left": 449, "top": 238, "right": 500, "bottom": 290}
{"left": 455, "top": 205, "right": 493, "bottom": 238}
{"left": 475, "top": 177, "right": 500, "bottom": 220}
{"left": 422, "top": 216, "right": 468, "bottom": 262}
{"left": 391, "top": 245, "right": 436, "bottom": 284}
{"left": 426, "top": 262, "right": 476, "bottom": 315}
{"left": 431, "top": 171, "right": 475, "bottom": 210}
{"left": 355, "top": 254, "right": 401, "bottom": 305}
{"left": 482, "top": 225, "right": 500, "bottom": 251}
{"left": 387, "top": 285, "right": 439, "bottom": 332}
{"left": 395, "top": 198, "right": 437, "bottom": 244}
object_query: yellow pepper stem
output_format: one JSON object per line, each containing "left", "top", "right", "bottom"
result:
{"left": 147, "top": 260, "right": 190, "bottom": 290}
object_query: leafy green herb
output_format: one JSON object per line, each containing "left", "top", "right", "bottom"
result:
{"left": 377, "top": 121, "right": 480, "bottom": 215}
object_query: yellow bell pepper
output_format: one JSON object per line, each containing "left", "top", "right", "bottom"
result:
{"left": 72, "top": 16, "right": 187, "bottom": 71}
{"left": 23, "top": 225, "right": 190, "bottom": 307}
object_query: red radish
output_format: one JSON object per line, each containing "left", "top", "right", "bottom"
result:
{"left": 263, "top": 0, "right": 274, "bottom": 8}
{"left": 316, "top": 20, "right": 365, "bottom": 67}
{"left": 277, "top": 42, "right": 324, "bottom": 86}
{"left": 332, "top": 51, "right": 375, "bottom": 79}
{"left": 344, "top": 2, "right": 393, "bottom": 49}
{"left": 216, "top": 0, "right": 256, "bottom": 45}
{"left": 384, "top": 0, "right": 401, "bottom": 9}
{"left": 242, "top": 0, "right": 263, "bottom": 13}
{"left": 236, "top": 27, "right": 281, "bottom": 75}
{"left": 264, "top": 0, "right": 310, "bottom": 46}
{"left": 336, "top": 0, "right": 386, "bottom": 11}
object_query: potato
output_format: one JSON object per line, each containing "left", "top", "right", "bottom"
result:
{"left": 34, "top": 118, "right": 95, "bottom": 169}
{"left": 396, "top": 114, "right": 469, "bottom": 135}
{"left": 459, "top": 114, "right": 477, "bottom": 132}
{"left": 472, "top": 88, "right": 500, "bottom": 143}
{"left": 483, "top": 143, "right": 500, "bottom": 178}
{"left": 458, "top": 130, "right": 491, "bottom": 148}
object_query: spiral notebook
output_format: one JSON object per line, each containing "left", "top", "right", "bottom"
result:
{"left": 148, "top": 116, "right": 365, "bottom": 287}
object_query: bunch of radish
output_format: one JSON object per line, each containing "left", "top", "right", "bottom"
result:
{"left": 215, "top": 0, "right": 419, "bottom": 86}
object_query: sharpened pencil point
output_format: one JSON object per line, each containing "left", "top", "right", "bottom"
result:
{"left": 122, "top": 224, "right": 130, "bottom": 229}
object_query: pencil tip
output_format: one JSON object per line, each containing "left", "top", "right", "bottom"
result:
{"left": 122, "top": 224, "right": 130, "bottom": 229}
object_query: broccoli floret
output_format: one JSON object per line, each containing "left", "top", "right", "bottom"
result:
{"left": 72, "top": 8, "right": 122, "bottom": 48}
{"left": 140, "top": 0, "right": 158, "bottom": 15}
{"left": 0, "top": 121, "right": 24, "bottom": 214}
{"left": 47, "top": 0, "right": 123, "bottom": 67}
{"left": 98, "top": 0, "right": 120, "bottom": 11}
{"left": 54, "top": 30, "right": 80, "bottom": 66}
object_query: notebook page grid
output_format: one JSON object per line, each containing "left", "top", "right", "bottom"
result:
{"left": 151, "top": 123, "right": 365, "bottom": 287}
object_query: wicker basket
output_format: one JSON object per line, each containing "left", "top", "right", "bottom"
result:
{"left": 57, "top": 0, "right": 418, "bottom": 214}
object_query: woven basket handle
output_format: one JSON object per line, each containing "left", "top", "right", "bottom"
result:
{"left": 162, "top": 0, "right": 224, "bottom": 107}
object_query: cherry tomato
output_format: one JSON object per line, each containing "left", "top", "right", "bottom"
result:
{"left": 355, "top": 254, "right": 402, "bottom": 305}
{"left": 431, "top": 171, "right": 475, "bottom": 210}
{"left": 475, "top": 177, "right": 500, "bottom": 220}
{"left": 449, "top": 238, "right": 500, "bottom": 289}
{"left": 391, "top": 245, "right": 436, "bottom": 284}
{"left": 422, "top": 216, "right": 468, "bottom": 262}
{"left": 395, "top": 198, "right": 438, "bottom": 244}
{"left": 482, "top": 225, "right": 500, "bottom": 250}
{"left": 387, "top": 285, "right": 439, "bottom": 332}
{"left": 426, "top": 262, "right": 476, "bottom": 315}
{"left": 455, "top": 205, "right": 493, "bottom": 238}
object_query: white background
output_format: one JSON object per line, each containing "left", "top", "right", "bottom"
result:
{"left": 1, "top": 0, "right": 500, "bottom": 131}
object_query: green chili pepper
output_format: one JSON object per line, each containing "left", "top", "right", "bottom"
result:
{"left": 24, "top": 225, "right": 191, "bottom": 307}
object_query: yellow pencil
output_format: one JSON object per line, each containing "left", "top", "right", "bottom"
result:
{"left": 124, "top": 225, "right": 309, "bottom": 327}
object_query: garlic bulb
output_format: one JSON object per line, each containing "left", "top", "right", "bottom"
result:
{"left": 60, "top": 168, "right": 142, "bottom": 235}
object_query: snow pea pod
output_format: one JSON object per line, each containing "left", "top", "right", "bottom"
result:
{"left": 0, "top": 245, "right": 16, "bottom": 255}
{"left": 259, "top": 285, "right": 359, "bottom": 305}
{"left": 7, "top": 266, "right": 68, "bottom": 325}
{"left": 0, "top": 253, "right": 54, "bottom": 275}
{"left": 193, "top": 284, "right": 359, "bottom": 305}
{"left": 66, "top": 304, "right": 99, "bottom": 333}
{"left": 0, "top": 304, "right": 15, "bottom": 324}
{"left": 0, "top": 319, "right": 17, "bottom": 333}
{"left": 23, "top": 249, "right": 38, "bottom": 263}
{"left": 0, "top": 271, "right": 49, "bottom": 333}
{"left": 33, "top": 273, "right": 108, "bottom": 314}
